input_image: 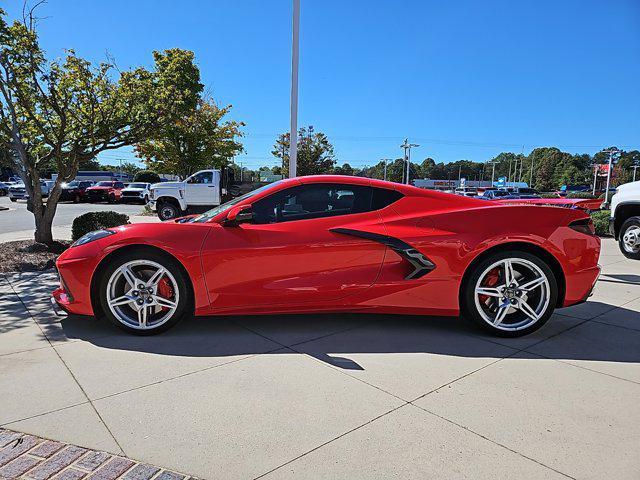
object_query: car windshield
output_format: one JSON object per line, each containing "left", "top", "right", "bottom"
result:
{"left": 96, "top": 181, "right": 112, "bottom": 186}
{"left": 192, "top": 181, "right": 285, "bottom": 223}
{"left": 128, "top": 183, "right": 147, "bottom": 189}
{"left": 64, "top": 181, "right": 79, "bottom": 187}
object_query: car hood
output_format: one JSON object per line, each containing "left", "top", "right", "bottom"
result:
{"left": 151, "top": 181, "right": 184, "bottom": 189}
{"left": 87, "top": 186, "right": 112, "bottom": 190}
{"left": 122, "top": 188, "right": 146, "bottom": 192}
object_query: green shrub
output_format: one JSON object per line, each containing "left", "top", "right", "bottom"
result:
{"left": 133, "top": 170, "right": 161, "bottom": 184}
{"left": 590, "top": 210, "right": 610, "bottom": 236}
{"left": 599, "top": 191, "right": 615, "bottom": 203}
{"left": 72, "top": 211, "right": 130, "bottom": 241}
{"left": 540, "top": 193, "right": 559, "bottom": 198}
{"left": 566, "top": 192, "right": 596, "bottom": 199}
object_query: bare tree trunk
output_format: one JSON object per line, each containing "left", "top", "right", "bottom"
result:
{"left": 33, "top": 177, "right": 64, "bottom": 244}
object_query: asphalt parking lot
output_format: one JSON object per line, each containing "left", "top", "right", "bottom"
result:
{"left": 0, "top": 238, "right": 638, "bottom": 479}
{"left": 0, "top": 196, "right": 148, "bottom": 242}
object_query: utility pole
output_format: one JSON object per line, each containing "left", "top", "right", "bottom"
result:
{"left": 239, "top": 162, "right": 243, "bottom": 182}
{"left": 458, "top": 165, "right": 462, "bottom": 181}
{"left": 381, "top": 158, "right": 392, "bottom": 181}
{"left": 633, "top": 165, "right": 639, "bottom": 182}
{"left": 490, "top": 161, "right": 496, "bottom": 183}
{"left": 592, "top": 164, "right": 598, "bottom": 195}
{"left": 400, "top": 139, "right": 419, "bottom": 184}
{"left": 288, "top": 0, "right": 300, "bottom": 178}
{"left": 604, "top": 147, "right": 620, "bottom": 206}
{"left": 529, "top": 157, "right": 535, "bottom": 187}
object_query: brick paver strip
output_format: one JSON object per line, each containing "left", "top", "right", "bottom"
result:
{"left": 53, "top": 468, "right": 87, "bottom": 480}
{"left": 0, "top": 429, "right": 195, "bottom": 479}
{"left": 0, "top": 435, "right": 40, "bottom": 467}
{"left": 26, "top": 446, "right": 88, "bottom": 480}
{"left": 154, "top": 471, "right": 186, "bottom": 480}
{"left": 30, "top": 441, "right": 65, "bottom": 459}
{"left": 0, "top": 430, "right": 22, "bottom": 449}
{"left": 87, "top": 457, "right": 135, "bottom": 480}
{"left": 0, "top": 455, "right": 40, "bottom": 478}
{"left": 120, "top": 464, "right": 159, "bottom": 480}
{"left": 75, "top": 452, "right": 111, "bottom": 472}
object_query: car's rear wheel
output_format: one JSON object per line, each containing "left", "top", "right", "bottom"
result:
{"left": 619, "top": 217, "right": 640, "bottom": 260}
{"left": 462, "top": 251, "right": 558, "bottom": 337}
{"left": 98, "top": 250, "right": 191, "bottom": 335}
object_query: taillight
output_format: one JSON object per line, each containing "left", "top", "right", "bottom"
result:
{"left": 569, "top": 218, "right": 595, "bottom": 235}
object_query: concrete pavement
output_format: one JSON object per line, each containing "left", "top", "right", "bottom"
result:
{"left": 0, "top": 239, "right": 638, "bottom": 479}
{"left": 0, "top": 197, "right": 156, "bottom": 242}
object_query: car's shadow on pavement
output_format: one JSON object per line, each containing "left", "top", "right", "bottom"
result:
{"left": 45, "top": 301, "right": 640, "bottom": 370}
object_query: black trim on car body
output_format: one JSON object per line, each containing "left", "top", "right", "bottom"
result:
{"left": 330, "top": 227, "right": 435, "bottom": 280}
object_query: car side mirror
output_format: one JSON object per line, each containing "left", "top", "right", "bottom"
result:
{"left": 224, "top": 204, "right": 253, "bottom": 226}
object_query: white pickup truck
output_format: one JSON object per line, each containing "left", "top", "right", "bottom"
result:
{"left": 149, "top": 169, "right": 228, "bottom": 220}
{"left": 610, "top": 180, "right": 640, "bottom": 259}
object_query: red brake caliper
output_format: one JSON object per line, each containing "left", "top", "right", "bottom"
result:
{"left": 157, "top": 277, "right": 174, "bottom": 312}
{"left": 479, "top": 268, "right": 500, "bottom": 307}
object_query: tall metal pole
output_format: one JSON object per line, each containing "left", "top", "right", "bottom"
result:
{"left": 633, "top": 165, "right": 639, "bottom": 182}
{"left": 381, "top": 158, "right": 392, "bottom": 181}
{"left": 491, "top": 162, "right": 496, "bottom": 183}
{"left": 529, "top": 157, "right": 534, "bottom": 187}
{"left": 604, "top": 148, "right": 619, "bottom": 206}
{"left": 592, "top": 164, "right": 598, "bottom": 195}
{"left": 399, "top": 139, "right": 419, "bottom": 185}
{"left": 288, "top": 0, "right": 300, "bottom": 179}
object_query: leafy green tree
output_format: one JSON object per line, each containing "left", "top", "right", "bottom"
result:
{"left": 133, "top": 170, "right": 161, "bottom": 183}
{"left": 272, "top": 127, "right": 337, "bottom": 177}
{"left": 0, "top": 8, "right": 201, "bottom": 243}
{"left": 333, "top": 163, "right": 355, "bottom": 176}
{"left": 135, "top": 98, "right": 244, "bottom": 178}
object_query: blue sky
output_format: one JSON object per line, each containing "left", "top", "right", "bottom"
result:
{"left": 5, "top": 0, "right": 640, "bottom": 170}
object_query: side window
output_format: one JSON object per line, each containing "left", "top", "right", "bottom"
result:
{"left": 371, "top": 187, "right": 403, "bottom": 210}
{"left": 188, "top": 172, "right": 213, "bottom": 184}
{"left": 253, "top": 184, "right": 372, "bottom": 224}
{"left": 115, "top": 182, "right": 125, "bottom": 189}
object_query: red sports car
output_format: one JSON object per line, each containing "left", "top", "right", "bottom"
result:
{"left": 53, "top": 176, "right": 601, "bottom": 337}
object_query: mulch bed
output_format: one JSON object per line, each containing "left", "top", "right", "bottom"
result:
{"left": 0, "top": 240, "right": 70, "bottom": 273}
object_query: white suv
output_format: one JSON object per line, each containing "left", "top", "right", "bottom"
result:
{"left": 610, "top": 180, "right": 640, "bottom": 259}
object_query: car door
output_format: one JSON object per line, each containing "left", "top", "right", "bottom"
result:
{"left": 185, "top": 171, "right": 216, "bottom": 204}
{"left": 200, "top": 182, "right": 388, "bottom": 310}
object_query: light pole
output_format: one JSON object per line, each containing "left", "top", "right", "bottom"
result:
{"left": 592, "top": 163, "right": 598, "bottom": 195}
{"left": 288, "top": 0, "right": 300, "bottom": 179}
{"left": 381, "top": 158, "right": 392, "bottom": 181}
{"left": 633, "top": 165, "right": 639, "bottom": 182}
{"left": 604, "top": 147, "right": 620, "bottom": 206}
{"left": 400, "top": 138, "right": 419, "bottom": 184}
{"left": 490, "top": 161, "right": 496, "bottom": 183}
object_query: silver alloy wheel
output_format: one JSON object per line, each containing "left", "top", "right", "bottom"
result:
{"left": 106, "top": 259, "right": 180, "bottom": 330}
{"left": 622, "top": 226, "right": 640, "bottom": 254}
{"left": 474, "top": 258, "right": 550, "bottom": 332}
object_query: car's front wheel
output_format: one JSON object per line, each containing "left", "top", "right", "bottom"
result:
{"left": 462, "top": 250, "right": 558, "bottom": 337}
{"left": 619, "top": 217, "right": 640, "bottom": 260}
{"left": 98, "top": 250, "right": 191, "bottom": 335}
{"left": 157, "top": 201, "right": 180, "bottom": 221}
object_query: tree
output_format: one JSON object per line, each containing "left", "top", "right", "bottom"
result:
{"left": 0, "top": 8, "right": 202, "bottom": 243}
{"left": 133, "top": 170, "right": 161, "bottom": 183}
{"left": 135, "top": 98, "right": 244, "bottom": 178}
{"left": 272, "top": 127, "right": 337, "bottom": 176}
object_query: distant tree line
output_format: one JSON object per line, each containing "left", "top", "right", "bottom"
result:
{"left": 265, "top": 130, "right": 639, "bottom": 191}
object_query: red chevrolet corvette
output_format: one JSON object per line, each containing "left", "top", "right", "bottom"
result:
{"left": 53, "top": 176, "right": 601, "bottom": 337}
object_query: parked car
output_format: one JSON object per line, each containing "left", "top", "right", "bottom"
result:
{"left": 8, "top": 180, "right": 50, "bottom": 202}
{"left": 120, "top": 182, "right": 151, "bottom": 204}
{"left": 0, "top": 182, "right": 8, "bottom": 196}
{"left": 54, "top": 175, "right": 600, "bottom": 338}
{"left": 609, "top": 180, "right": 640, "bottom": 259}
{"left": 557, "top": 185, "right": 591, "bottom": 197}
{"left": 85, "top": 181, "right": 125, "bottom": 203}
{"left": 60, "top": 180, "right": 95, "bottom": 202}
{"left": 482, "top": 189, "right": 513, "bottom": 200}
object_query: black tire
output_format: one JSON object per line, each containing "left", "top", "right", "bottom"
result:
{"left": 10, "top": 198, "right": 17, "bottom": 202}
{"left": 461, "top": 250, "right": 558, "bottom": 337}
{"left": 619, "top": 216, "right": 640, "bottom": 260}
{"left": 157, "top": 201, "right": 180, "bottom": 221}
{"left": 108, "top": 193, "right": 116, "bottom": 204}
{"left": 143, "top": 194, "right": 149, "bottom": 204}
{"left": 97, "top": 248, "right": 191, "bottom": 335}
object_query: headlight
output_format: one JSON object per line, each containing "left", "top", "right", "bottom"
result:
{"left": 72, "top": 229, "right": 116, "bottom": 247}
